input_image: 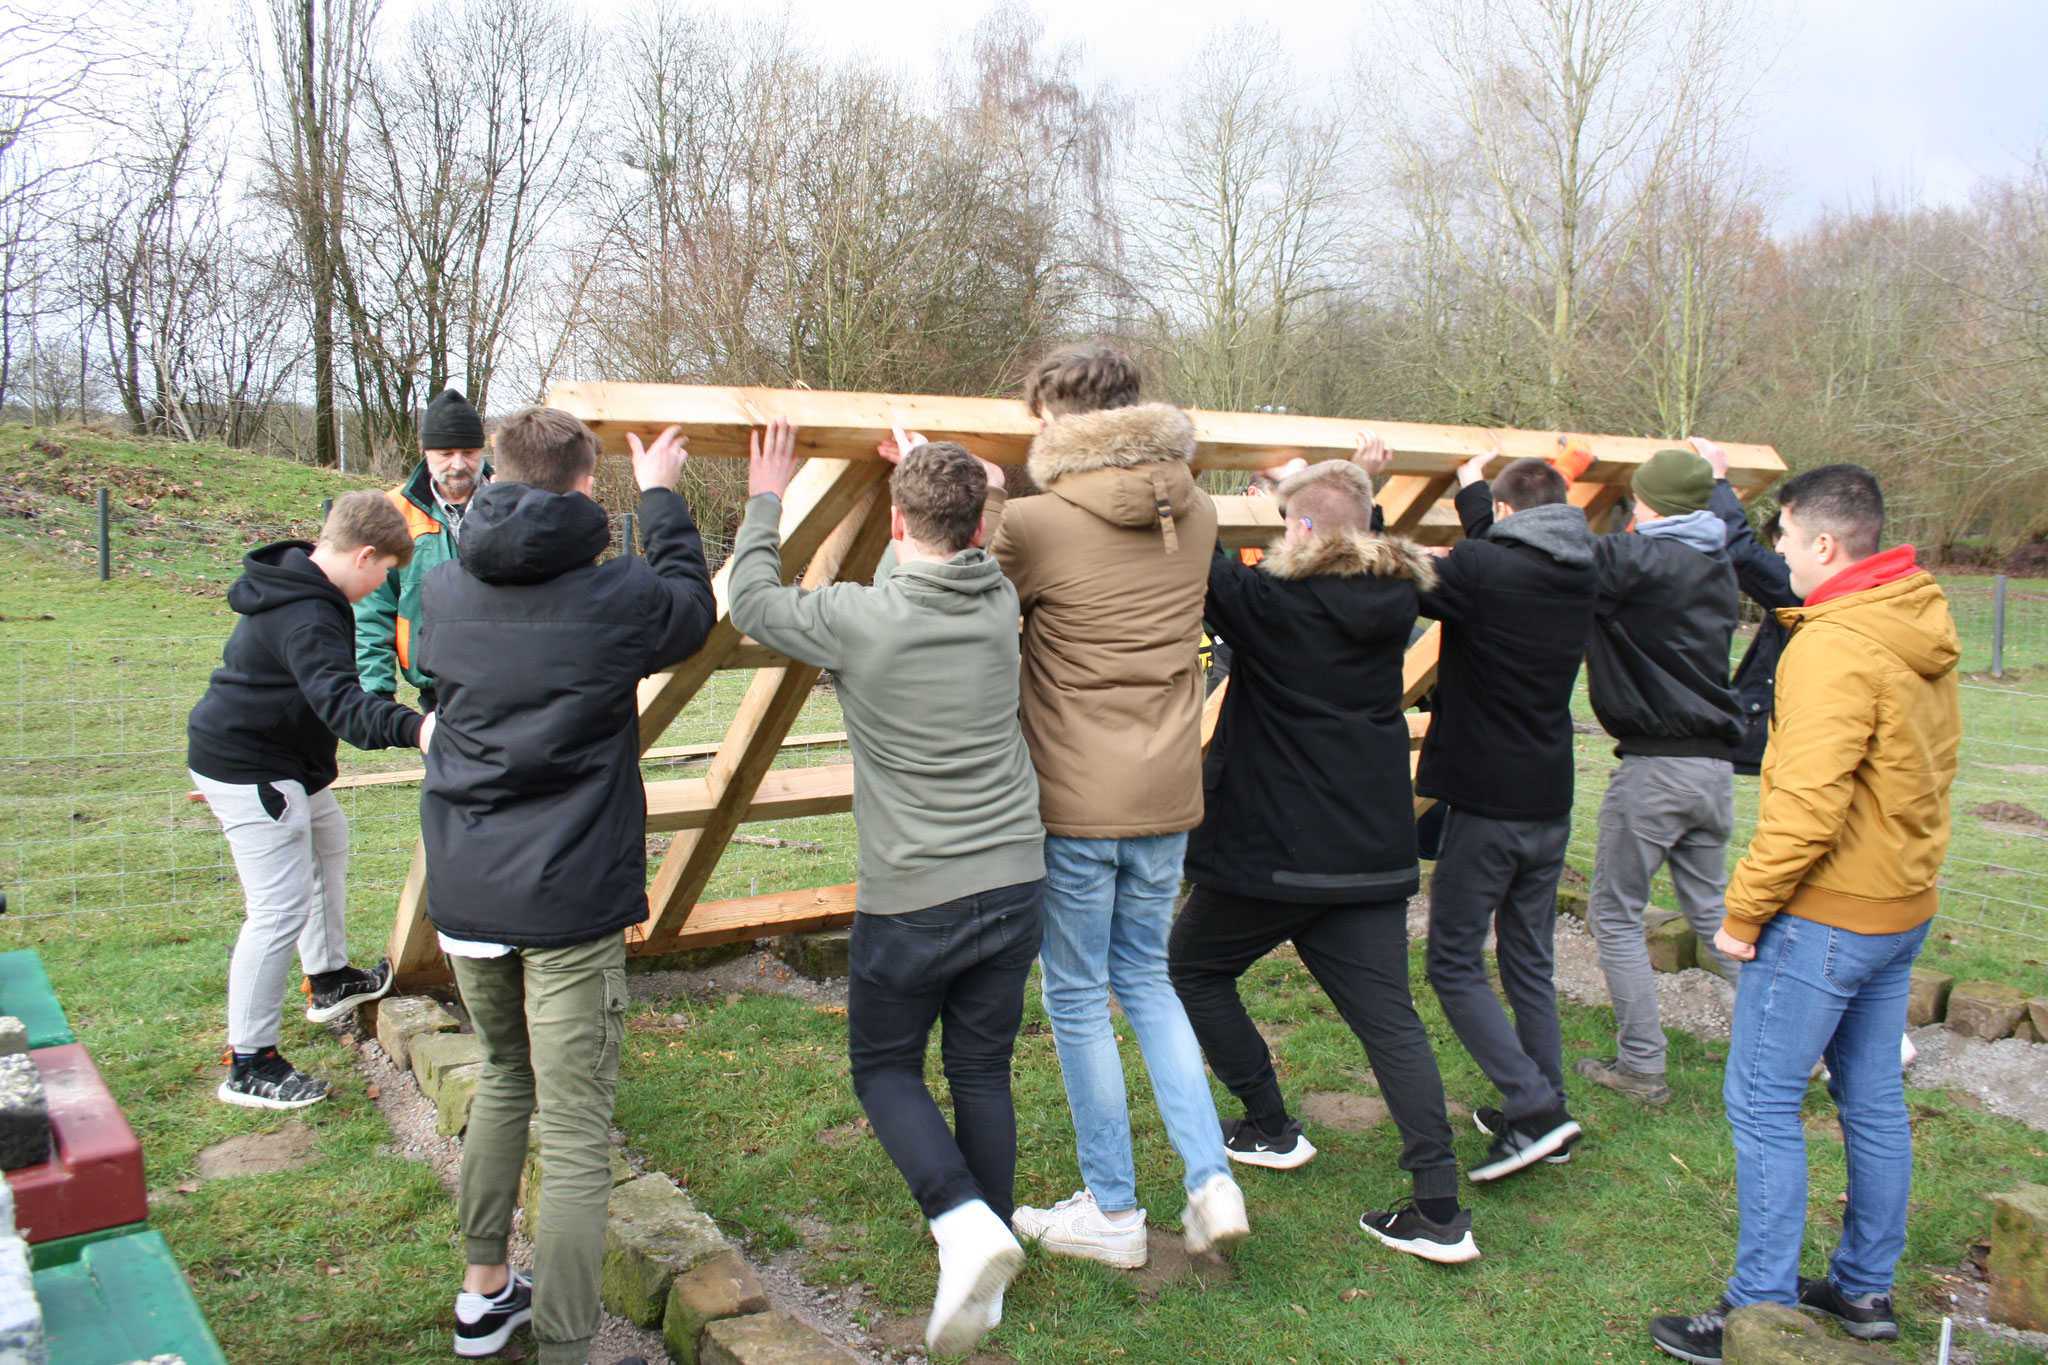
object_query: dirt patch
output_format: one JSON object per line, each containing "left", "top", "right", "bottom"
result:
{"left": 628, "top": 948, "right": 848, "bottom": 1009}
{"left": 1127, "top": 1228, "right": 1232, "bottom": 1299}
{"left": 1300, "top": 1091, "right": 1390, "bottom": 1133}
{"left": 1976, "top": 762, "right": 2048, "bottom": 778}
{"left": 194, "top": 1121, "right": 319, "bottom": 1179}
{"left": 1969, "top": 800, "right": 2048, "bottom": 834}
{"left": 815, "top": 1118, "right": 871, "bottom": 1147}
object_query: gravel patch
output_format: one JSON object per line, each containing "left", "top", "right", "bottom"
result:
{"left": 627, "top": 949, "right": 847, "bottom": 1009}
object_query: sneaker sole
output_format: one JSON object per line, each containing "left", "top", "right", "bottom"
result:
{"left": 1471, "top": 1112, "right": 1572, "bottom": 1163}
{"left": 216, "top": 1081, "right": 326, "bottom": 1110}
{"left": 1358, "top": 1215, "right": 1481, "bottom": 1265}
{"left": 926, "top": 1243, "right": 1024, "bottom": 1356}
{"left": 454, "top": 1304, "right": 533, "bottom": 1358}
{"left": 1467, "top": 1120, "right": 1584, "bottom": 1183}
{"left": 305, "top": 977, "right": 395, "bottom": 1024}
{"left": 1649, "top": 1334, "right": 1722, "bottom": 1364}
{"left": 1018, "top": 1230, "right": 1149, "bottom": 1270}
{"left": 1226, "top": 1136, "right": 1318, "bottom": 1170}
{"left": 1795, "top": 1304, "right": 1897, "bottom": 1341}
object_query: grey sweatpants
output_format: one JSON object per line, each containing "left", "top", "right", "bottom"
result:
{"left": 1586, "top": 754, "right": 1741, "bottom": 1075}
{"left": 192, "top": 771, "right": 351, "bottom": 1052}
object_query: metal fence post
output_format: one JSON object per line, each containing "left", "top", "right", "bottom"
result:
{"left": 96, "top": 488, "right": 109, "bottom": 581}
{"left": 620, "top": 512, "right": 636, "bottom": 557}
{"left": 1992, "top": 573, "right": 2008, "bottom": 678}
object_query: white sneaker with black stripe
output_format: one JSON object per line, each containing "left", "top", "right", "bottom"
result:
{"left": 1467, "top": 1107, "right": 1582, "bottom": 1182}
{"left": 1222, "top": 1116, "right": 1319, "bottom": 1170}
{"left": 454, "top": 1267, "right": 533, "bottom": 1358}
{"left": 1359, "top": 1200, "right": 1481, "bottom": 1264}
{"left": 1473, "top": 1106, "right": 1572, "bottom": 1165}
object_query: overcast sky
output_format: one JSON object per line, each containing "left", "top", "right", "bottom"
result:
{"left": 702, "top": 0, "right": 2048, "bottom": 228}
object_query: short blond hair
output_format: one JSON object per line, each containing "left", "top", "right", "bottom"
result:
{"left": 494, "top": 405, "right": 600, "bottom": 493}
{"left": 319, "top": 489, "right": 414, "bottom": 564}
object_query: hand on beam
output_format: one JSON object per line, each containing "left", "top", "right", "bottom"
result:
{"left": 1455, "top": 435, "right": 1502, "bottom": 489}
{"left": 629, "top": 424, "right": 690, "bottom": 491}
{"left": 749, "top": 417, "right": 800, "bottom": 500}
{"left": 1351, "top": 428, "right": 1393, "bottom": 480}
{"left": 1689, "top": 435, "right": 1731, "bottom": 480}
{"left": 878, "top": 422, "right": 1007, "bottom": 491}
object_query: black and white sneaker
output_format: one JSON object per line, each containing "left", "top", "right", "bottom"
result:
{"left": 1797, "top": 1275, "right": 1898, "bottom": 1340}
{"left": 217, "top": 1047, "right": 329, "bottom": 1109}
{"left": 1467, "top": 1107, "right": 1582, "bottom": 1182}
{"left": 1222, "top": 1116, "right": 1318, "bottom": 1170}
{"left": 1473, "top": 1107, "right": 1571, "bottom": 1162}
{"left": 304, "top": 957, "right": 395, "bottom": 1023}
{"left": 1648, "top": 1299, "right": 1729, "bottom": 1364}
{"left": 454, "top": 1267, "right": 533, "bottom": 1358}
{"left": 1359, "top": 1200, "right": 1480, "bottom": 1264}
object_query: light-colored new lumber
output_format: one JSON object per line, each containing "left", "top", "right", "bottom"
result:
{"left": 643, "top": 763, "right": 856, "bottom": 832}
{"left": 333, "top": 730, "right": 848, "bottom": 792}
{"left": 628, "top": 883, "right": 859, "bottom": 956}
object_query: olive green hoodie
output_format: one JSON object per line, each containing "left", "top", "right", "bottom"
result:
{"left": 727, "top": 494, "right": 1044, "bottom": 914}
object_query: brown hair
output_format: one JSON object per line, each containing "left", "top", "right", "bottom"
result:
{"left": 892, "top": 443, "right": 987, "bottom": 555}
{"left": 1490, "top": 457, "right": 1569, "bottom": 511}
{"left": 1022, "top": 342, "right": 1144, "bottom": 419}
{"left": 493, "top": 405, "right": 600, "bottom": 494}
{"left": 319, "top": 489, "right": 414, "bottom": 565}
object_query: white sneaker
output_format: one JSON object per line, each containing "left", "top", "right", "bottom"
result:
{"left": 1180, "top": 1172, "right": 1250, "bottom": 1255}
{"left": 1901, "top": 1033, "right": 1918, "bottom": 1069}
{"left": 927, "top": 1200, "right": 1024, "bottom": 1357}
{"left": 1009, "top": 1190, "right": 1148, "bottom": 1269}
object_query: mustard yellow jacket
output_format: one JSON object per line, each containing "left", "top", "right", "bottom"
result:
{"left": 1722, "top": 570, "right": 1962, "bottom": 942}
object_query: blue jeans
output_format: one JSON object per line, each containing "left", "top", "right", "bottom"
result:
{"left": 1038, "top": 833, "right": 1229, "bottom": 1209}
{"left": 1724, "top": 913, "right": 1930, "bottom": 1307}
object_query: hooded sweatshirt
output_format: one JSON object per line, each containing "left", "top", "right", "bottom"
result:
{"left": 726, "top": 495, "right": 1044, "bottom": 914}
{"left": 1415, "top": 484, "right": 1599, "bottom": 822}
{"left": 1186, "top": 529, "right": 1437, "bottom": 902}
{"left": 187, "top": 541, "right": 424, "bottom": 791}
{"left": 1722, "top": 551, "right": 1961, "bottom": 943}
{"left": 417, "top": 482, "right": 714, "bottom": 949}
{"left": 986, "top": 403, "right": 1218, "bottom": 838}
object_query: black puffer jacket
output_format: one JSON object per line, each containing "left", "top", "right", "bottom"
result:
{"left": 1185, "top": 530, "right": 1435, "bottom": 903}
{"left": 1416, "top": 484, "right": 1598, "bottom": 821}
{"left": 187, "top": 542, "right": 423, "bottom": 790}
{"left": 418, "top": 483, "right": 714, "bottom": 948}
{"left": 1710, "top": 479, "right": 1800, "bottom": 774}
{"left": 1586, "top": 523, "right": 1745, "bottom": 760}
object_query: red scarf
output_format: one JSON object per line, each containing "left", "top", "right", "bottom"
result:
{"left": 1805, "top": 544, "right": 1921, "bottom": 607}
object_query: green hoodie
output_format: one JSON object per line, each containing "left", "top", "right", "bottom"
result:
{"left": 727, "top": 494, "right": 1044, "bottom": 914}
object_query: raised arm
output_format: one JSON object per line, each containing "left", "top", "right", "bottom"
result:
{"left": 724, "top": 418, "right": 855, "bottom": 671}
{"left": 629, "top": 425, "right": 717, "bottom": 670}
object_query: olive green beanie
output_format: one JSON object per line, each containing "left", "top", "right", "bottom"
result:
{"left": 1630, "top": 448, "right": 1715, "bottom": 516}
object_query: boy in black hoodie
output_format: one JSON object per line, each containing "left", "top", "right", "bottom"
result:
{"left": 419, "top": 406, "right": 711, "bottom": 1365}
{"left": 1168, "top": 455, "right": 1479, "bottom": 1265}
{"left": 1419, "top": 455, "right": 1596, "bottom": 1181}
{"left": 187, "top": 491, "right": 427, "bottom": 1109}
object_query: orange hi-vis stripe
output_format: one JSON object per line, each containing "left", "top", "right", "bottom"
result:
{"left": 386, "top": 486, "right": 441, "bottom": 539}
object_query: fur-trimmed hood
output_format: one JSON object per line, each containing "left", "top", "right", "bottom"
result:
{"left": 1260, "top": 529, "right": 1438, "bottom": 590}
{"left": 1027, "top": 402, "right": 1197, "bottom": 485}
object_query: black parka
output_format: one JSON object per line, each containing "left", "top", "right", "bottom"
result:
{"left": 1710, "top": 478, "right": 1800, "bottom": 774}
{"left": 1586, "top": 523, "right": 1745, "bottom": 760}
{"left": 418, "top": 482, "right": 714, "bottom": 948}
{"left": 1185, "top": 530, "right": 1435, "bottom": 904}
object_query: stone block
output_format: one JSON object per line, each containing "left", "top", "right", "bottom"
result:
{"left": 436, "top": 1063, "right": 484, "bottom": 1137}
{"left": 601, "top": 1174, "right": 730, "bottom": 1328}
{"left": 768, "top": 929, "right": 851, "bottom": 982}
{"left": 2029, "top": 997, "right": 2048, "bottom": 1040}
{"left": 1990, "top": 1183, "right": 2048, "bottom": 1332}
{"left": 1644, "top": 911, "right": 1697, "bottom": 974}
{"left": 0, "top": 1236, "right": 42, "bottom": 1364}
{"left": 663, "top": 1252, "right": 770, "bottom": 1364}
{"left": 520, "top": 1126, "right": 634, "bottom": 1239}
{"left": 1722, "top": 1302, "right": 1888, "bottom": 1364}
{"left": 1946, "top": 981, "right": 2031, "bottom": 1040}
{"left": 0, "top": 1021, "right": 26, "bottom": 1059}
{"left": 375, "top": 995, "right": 459, "bottom": 1070}
{"left": 700, "top": 1311, "right": 861, "bottom": 1365}
{"left": 1906, "top": 969, "right": 1954, "bottom": 1027}
{"left": 410, "top": 1031, "right": 484, "bottom": 1100}
{"left": 628, "top": 941, "right": 752, "bottom": 974}
{"left": 1556, "top": 890, "right": 1587, "bottom": 921}
{"left": 2018, "top": 1016, "right": 2041, "bottom": 1045}
{"left": 0, "top": 1057, "right": 48, "bottom": 1172}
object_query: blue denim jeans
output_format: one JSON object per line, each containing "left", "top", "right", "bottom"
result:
{"left": 1038, "top": 833, "right": 1229, "bottom": 1209}
{"left": 1724, "top": 913, "right": 1930, "bottom": 1306}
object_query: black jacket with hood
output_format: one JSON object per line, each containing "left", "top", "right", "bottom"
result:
{"left": 1710, "top": 478, "right": 1800, "bottom": 774}
{"left": 1185, "top": 512, "right": 1438, "bottom": 905}
{"left": 417, "top": 482, "right": 715, "bottom": 949}
{"left": 1586, "top": 514, "right": 1746, "bottom": 759}
{"left": 187, "top": 542, "right": 424, "bottom": 791}
{"left": 1416, "top": 482, "right": 1599, "bottom": 822}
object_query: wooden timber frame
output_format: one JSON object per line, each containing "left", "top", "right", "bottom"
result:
{"left": 384, "top": 383, "right": 1786, "bottom": 988}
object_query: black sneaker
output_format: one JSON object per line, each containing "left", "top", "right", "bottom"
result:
{"left": 217, "top": 1047, "right": 329, "bottom": 1109}
{"left": 1359, "top": 1200, "right": 1480, "bottom": 1264}
{"left": 454, "top": 1268, "right": 533, "bottom": 1358}
{"left": 1648, "top": 1299, "right": 1729, "bottom": 1364}
{"left": 1222, "top": 1116, "right": 1318, "bottom": 1170}
{"left": 1797, "top": 1275, "right": 1898, "bottom": 1341}
{"left": 1467, "top": 1108, "right": 1582, "bottom": 1182}
{"left": 304, "top": 957, "right": 395, "bottom": 1023}
{"left": 1473, "top": 1106, "right": 1572, "bottom": 1164}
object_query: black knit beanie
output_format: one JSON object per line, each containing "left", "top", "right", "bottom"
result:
{"left": 421, "top": 389, "right": 485, "bottom": 451}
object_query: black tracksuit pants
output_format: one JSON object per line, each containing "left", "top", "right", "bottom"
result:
{"left": 1167, "top": 886, "right": 1459, "bottom": 1202}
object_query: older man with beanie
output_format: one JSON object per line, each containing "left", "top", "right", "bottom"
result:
{"left": 355, "top": 388, "right": 491, "bottom": 711}
{"left": 1575, "top": 446, "right": 1746, "bottom": 1106}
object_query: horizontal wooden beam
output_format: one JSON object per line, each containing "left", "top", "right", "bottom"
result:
{"left": 627, "top": 883, "right": 858, "bottom": 958}
{"left": 545, "top": 383, "right": 1786, "bottom": 490}
{"left": 332, "top": 731, "right": 847, "bottom": 792}
{"left": 643, "top": 763, "right": 855, "bottom": 833}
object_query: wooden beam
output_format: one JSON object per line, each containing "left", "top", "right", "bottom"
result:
{"left": 334, "top": 729, "right": 847, "bottom": 792}
{"left": 1403, "top": 623, "right": 1441, "bottom": 707}
{"left": 546, "top": 383, "right": 1786, "bottom": 483}
{"left": 629, "top": 883, "right": 859, "bottom": 958}
{"left": 644, "top": 764, "right": 855, "bottom": 832}
{"left": 383, "top": 839, "right": 438, "bottom": 984}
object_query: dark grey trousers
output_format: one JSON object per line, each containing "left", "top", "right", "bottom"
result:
{"left": 1424, "top": 808, "right": 1571, "bottom": 1125}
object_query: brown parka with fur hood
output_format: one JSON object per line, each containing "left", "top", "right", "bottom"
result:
{"left": 985, "top": 402, "right": 1218, "bottom": 838}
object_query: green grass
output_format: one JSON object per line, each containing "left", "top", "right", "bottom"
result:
{"left": 1, "top": 427, "right": 2046, "bottom": 1362}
